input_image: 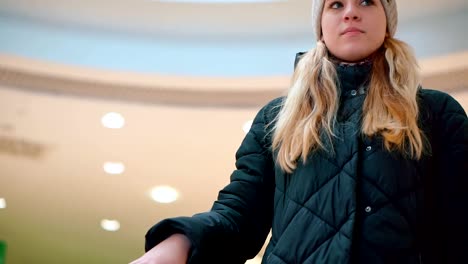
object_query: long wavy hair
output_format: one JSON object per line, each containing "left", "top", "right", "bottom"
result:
{"left": 272, "top": 37, "right": 424, "bottom": 173}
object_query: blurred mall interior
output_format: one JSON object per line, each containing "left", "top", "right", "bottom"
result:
{"left": 0, "top": 0, "right": 467, "bottom": 263}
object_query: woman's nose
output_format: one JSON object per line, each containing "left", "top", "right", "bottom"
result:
{"left": 343, "top": 5, "right": 361, "bottom": 21}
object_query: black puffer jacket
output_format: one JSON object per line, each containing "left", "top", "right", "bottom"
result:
{"left": 145, "top": 62, "right": 468, "bottom": 264}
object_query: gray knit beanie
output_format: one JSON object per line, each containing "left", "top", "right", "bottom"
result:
{"left": 311, "top": 0, "right": 398, "bottom": 40}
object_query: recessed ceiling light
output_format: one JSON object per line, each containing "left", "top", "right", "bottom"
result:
{"left": 0, "top": 198, "right": 6, "bottom": 209}
{"left": 150, "top": 186, "right": 179, "bottom": 204}
{"left": 101, "top": 219, "right": 120, "bottom": 231}
{"left": 103, "top": 162, "right": 125, "bottom": 175}
{"left": 243, "top": 120, "right": 253, "bottom": 134}
{"left": 101, "top": 112, "right": 125, "bottom": 129}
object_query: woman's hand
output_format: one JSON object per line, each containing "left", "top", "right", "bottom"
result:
{"left": 129, "top": 233, "right": 191, "bottom": 264}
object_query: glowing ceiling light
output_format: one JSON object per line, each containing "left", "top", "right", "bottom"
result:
{"left": 243, "top": 120, "right": 253, "bottom": 134}
{"left": 150, "top": 186, "right": 179, "bottom": 204}
{"left": 101, "top": 112, "right": 125, "bottom": 129}
{"left": 0, "top": 198, "right": 6, "bottom": 209}
{"left": 101, "top": 219, "right": 120, "bottom": 231}
{"left": 103, "top": 162, "right": 125, "bottom": 175}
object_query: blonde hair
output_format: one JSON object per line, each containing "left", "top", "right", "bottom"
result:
{"left": 272, "top": 38, "right": 424, "bottom": 173}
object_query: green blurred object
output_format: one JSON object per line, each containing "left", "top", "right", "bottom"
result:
{"left": 0, "top": 240, "right": 6, "bottom": 264}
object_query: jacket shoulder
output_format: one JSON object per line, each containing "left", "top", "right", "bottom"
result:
{"left": 260, "top": 96, "right": 285, "bottom": 124}
{"left": 418, "top": 88, "right": 467, "bottom": 118}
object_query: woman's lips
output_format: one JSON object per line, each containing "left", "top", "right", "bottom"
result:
{"left": 342, "top": 27, "right": 364, "bottom": 35}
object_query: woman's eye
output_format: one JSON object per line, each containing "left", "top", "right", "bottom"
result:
{"left": 361, "top": 0, "right": 374, "bottom": 6}
{"left": 330, "top": 1, "right": 343, "bottom": 9}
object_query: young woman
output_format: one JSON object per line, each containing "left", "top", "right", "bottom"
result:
{"left": 130, "top": 0, "right": 468, "bottom": 263}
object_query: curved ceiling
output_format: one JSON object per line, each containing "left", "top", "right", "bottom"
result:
{"left": 1, "top": 52, "right": 467, "bottom": 108}
{"left": 0, "top": 0, "right": 466, "bottom": 37}
{"left": 0, "top": 0, "right": 467, "bottom": 77}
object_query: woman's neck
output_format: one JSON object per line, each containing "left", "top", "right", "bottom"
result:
{"left": 336, "top": 58, "right": 373, "bottom": 67}
{"left": 328, "top": 51, "right": 378, "bottom": 66}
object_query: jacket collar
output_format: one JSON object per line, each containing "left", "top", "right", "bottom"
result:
{"left": 293, "top": 52, "right": 372, "bottom": 94}
{"left": 335, "top": 61, "right": 372, "bottom": 94}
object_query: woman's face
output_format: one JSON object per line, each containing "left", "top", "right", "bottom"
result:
{"left": 321, "top": 0, "right": 387, "bottom": 62}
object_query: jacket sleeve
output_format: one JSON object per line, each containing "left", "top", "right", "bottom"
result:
{"left": 421, "top": 90, "right": 468, "bottom": 264}
{"left": 144, "top": 98, "right": 281, "bottom": 263}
